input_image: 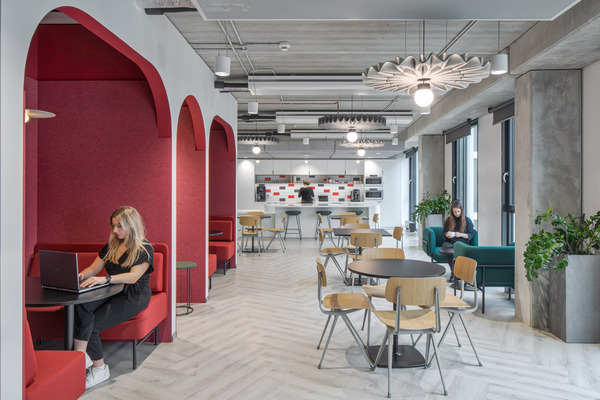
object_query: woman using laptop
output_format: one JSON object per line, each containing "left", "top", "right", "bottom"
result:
{"left": 73, "top": 206, "right": 154, "bottom": 389}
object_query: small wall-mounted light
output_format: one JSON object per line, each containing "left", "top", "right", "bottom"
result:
{"left": 304, "top": 160, "right": 308, "bottom": 164}
{"left": 24, "top": 109, "right": 56, "bottom": 124}
{"left": 255, "top": 159, "right": 260, "bottom": 164}
{"left": 356, "top": 160, "right": 361, "bottom": 164}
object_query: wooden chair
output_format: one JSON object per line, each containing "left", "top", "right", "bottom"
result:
{"left": 345, "top": 232, "right": 382, "bottom": 288}
{"left": 436, "top": 256, "right": 482, "bottom": 367}
{"left": 360, "top": 248, "right": 405, "bottom": 345}
{"left": 393, "top": 226, "right": 404, "bottom": 249}
{"left": 246, "top": 211, "right": 265, "bottom": 215}
{"left": 265, "top": 215, "right": 286, "bottom": 252}
{"left": 344, "top": 223, "right": 370, "bottom": 229}
{"left": 372, "top": 277, "right": 448, "bottom": 397}
{"left": 238, "top": 215, "right": 264, "bottom": 255}
{"left": 317, "top": 214, "right": 335, "bottom": 249}
{"left": 318, "top": 228, "right": 348, "bottom": 284}
{"left": 315, "top": 259, "right": 373, "bottom": 369}
{"left": 372, "top": 213, "right": 380, "bottom": 228}
{"left": 339, "top": 211, "right": 357, "bottom": 215}
{"left": 340, "top": 216, "right": 362, "bottom": 226}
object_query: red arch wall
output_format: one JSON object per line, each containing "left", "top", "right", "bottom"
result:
{"left": 176, "top": 97, "right": 207, "bottom": 303}
{"left": 209, "top": 117, "right": 236, "bottom": 218}
{"left": 24, "top": 10, "right": 173, "bottom": 342}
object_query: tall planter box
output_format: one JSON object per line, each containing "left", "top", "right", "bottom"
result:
{"left": 549, "top": 255, "right": 600, "bottom": 343}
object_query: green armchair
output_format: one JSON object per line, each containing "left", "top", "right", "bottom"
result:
{"left": 453, "top": 241, "right": 515, "bottom": 313}
{"left": 422, "top": 226, "right": 478, "bottom": 263}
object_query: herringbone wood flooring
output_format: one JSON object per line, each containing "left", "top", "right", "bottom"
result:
{"left": 80, "top": 232, "right": 600, "bottom": 399}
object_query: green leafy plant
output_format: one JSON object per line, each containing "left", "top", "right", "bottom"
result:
{"left": 523, "top": 208, "right": 600, "bottom": 281}
{"left": 411, "top": 190, "right": 452, "bottom": 223}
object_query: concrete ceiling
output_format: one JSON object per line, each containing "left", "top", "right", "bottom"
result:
{"left": 136, "top": 0, "right": 600, "bottom": 159}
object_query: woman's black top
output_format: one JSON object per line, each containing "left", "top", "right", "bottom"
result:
{"left": 298, "top": 186, "right": 315, "bottom": 203}
{"left": 442, "top": 216, "right": 474, "bottom": 245}
{"left": 99, "top": 240, "right": 154, "bottom": 299}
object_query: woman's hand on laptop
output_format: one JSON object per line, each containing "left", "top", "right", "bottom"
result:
{"left": 80, "top": 275, "right": 107, "bottom": 288}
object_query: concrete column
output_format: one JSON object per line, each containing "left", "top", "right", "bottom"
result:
{"left": 514, "top": 70, "right": 582, "bottom": 328}
{"left": 417, "top": 135, "right": 445, "bottom": 245}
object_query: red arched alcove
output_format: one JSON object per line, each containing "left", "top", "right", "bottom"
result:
{"left": 208, "top": 116, "right": 236, "bottom": 269}
{"left": 23, "top": 8, "right": 173, "bottom": 343}
{"left": 176, "top": 96, "right": 207, "bottom": 303}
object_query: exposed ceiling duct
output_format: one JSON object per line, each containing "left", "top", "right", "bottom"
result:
{"left": 247, "top": 75, "right": 389, "bottom": 96}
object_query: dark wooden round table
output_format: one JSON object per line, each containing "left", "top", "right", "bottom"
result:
{"left": 348, "top": 259, "right": 446, "bottom": 369}
{"left": 26, "top": 276, "right": 124, "bottom": 350}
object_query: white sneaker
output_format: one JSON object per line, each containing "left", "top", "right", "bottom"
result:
{"left": 86, "top": 364, "right": 110, "bottom": 389}
{"left": 82, "top": 352, "right": 93, "bottom": 369}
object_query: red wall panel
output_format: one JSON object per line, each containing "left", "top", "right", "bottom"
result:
{"left": 36, "top": 80, "right": 171, "bottom": 247}
{"left": 176, "top": 106, "right": 207, "bottom": 303}
{"left": 208, "top": 127, "right": 236, "bottom": 217}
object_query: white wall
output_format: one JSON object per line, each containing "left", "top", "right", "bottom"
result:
{"left": 582, "top": 60, "right": 600, "bottom": 216}
{"left": 237, "top": 160, "right": 256, "bottom": 209}
{"left": 381, "top": 159, "right": 404, "bottom": 227}
{"left": 477, "top": 112, "right": 503, "bottom": 245}
{"left": 1, "top": 1, "right": 237, "bottom": 397}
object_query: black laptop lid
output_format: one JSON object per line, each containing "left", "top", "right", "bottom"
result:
{"left": 39, "top": 250, "right": 80, "bottom": 291}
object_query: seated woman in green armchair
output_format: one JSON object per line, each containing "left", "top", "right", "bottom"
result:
{"left": 442, "top": 200, "right": 474, "bottom": 279}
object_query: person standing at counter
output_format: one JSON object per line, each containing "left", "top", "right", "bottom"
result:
{"left": 298, "top": 179, "right": 315, "bottom": 203}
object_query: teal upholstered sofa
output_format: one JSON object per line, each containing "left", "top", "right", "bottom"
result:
{"left": 453, "top": 241, "right": 515, "bottom": 313}
{"left": 422, "top": 226, "right": 478, "bottom": 263}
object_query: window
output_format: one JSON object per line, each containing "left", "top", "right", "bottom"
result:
{"left": 501, "top": 118, "right": 515, "bottom": 245}
{"left": 408, "top": 150, "right": 418, "bottom": 220}
{"left": 451, "top": 121, "right": 478, "bottom": 226}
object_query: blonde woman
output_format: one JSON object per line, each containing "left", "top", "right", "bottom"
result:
{"left": 74, "top": 206, "right": 153, "bottom": 389}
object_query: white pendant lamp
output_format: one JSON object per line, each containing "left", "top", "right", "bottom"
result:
{"left": 420, "top": 106, "right": 431, "bottom": 115}
{"left": 277, "top": 123, "right": 285, "bottom": 133}
{"left": 391, "top": 138, "right": 399, "bottom": 146}
{"left": 390, "top": 124, "right": 398, "bottom": 134}
{"left": 252, "top": 144, "right": 261, "bottom": 154}
{"left": 357, "top": 147, "right": 366, "bottom": 157}
{"left": 491, "top": 54, "right": 508, "bottom": 75}
{"left": 347, "top": 128, "right": 358, "bottom": 143}
{"left": 215, "top": 55, "right": 230, "bottom": 77}
{"left": 303, "top": 137, "right": 310, "bottom": 145}
{"left": 248, "top": 101, "right": 259, "bottom": 115}
{"left": 414, "top": 82, "right": 434, "bottom": 107}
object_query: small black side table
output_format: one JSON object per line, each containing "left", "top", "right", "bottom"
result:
{"left": 176, "top": 261, "right": 197, "bottom": 315}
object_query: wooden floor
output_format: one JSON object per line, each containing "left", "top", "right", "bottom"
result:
{"left": 81, "top": 231, "right": 600, "bottom": 399}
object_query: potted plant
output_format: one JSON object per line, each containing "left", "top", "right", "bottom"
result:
{"left": 411, "top": 190, "right": 452, "bottom": 227}
{"left": 523, "top": 207, "right": 600, "bottom": 342}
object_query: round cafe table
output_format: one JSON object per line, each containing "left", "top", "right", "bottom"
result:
{"left": 176, "top": 261, "right": 197, "bottom": 316}
{"left": 348, "top": 258, "right": 446, "bottom": 368}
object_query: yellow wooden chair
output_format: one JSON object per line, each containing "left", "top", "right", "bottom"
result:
{"left": 318, "top": 228, "right": 349, "bottom": 284}
{"left": 265, "top": 214, "right": 286, "bottom": 252}
{"left": 238, "top": 215, "right": 264, "bottom": 255}
{"left": 315, "top": 259, "right": 373, "bottom": 369}
{"left": 393, "top": 226, "right": 404, "bottom": 249}
{"left": 372, "top": 277, "right": 448, "bottom": 397}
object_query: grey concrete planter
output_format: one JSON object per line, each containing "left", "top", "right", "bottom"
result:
{"left": 549, "top": 255, "right": 600, "bottom": 343}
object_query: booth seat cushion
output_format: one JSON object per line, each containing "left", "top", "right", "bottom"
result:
{"left": 210, "top": 216, "right": 236, "bottom": 237}
{"left": 209, "top": 241, "right": 235, "bottom": 261}
{"left": 208, "top": 254, "right": 217, "bottom": 277}
{"left": 24, "top": 317, "right": 85, "bottom": 400}
{"left": 101, "top": 292, "right": 167, "bottom": 340}
{"left": 453, "top": 242, "right": 515, "bottom": 287}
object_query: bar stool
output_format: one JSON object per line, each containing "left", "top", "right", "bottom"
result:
{"left": 314, "top": 210, "right": 332, "bottom": 238}
{"left": 284, "top": 210, "right": 302, "bottom": 239}
{"left": 349, "top": 210, "right": 363, "bottom": 215}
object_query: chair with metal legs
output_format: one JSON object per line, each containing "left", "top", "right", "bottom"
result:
{"left": 315, "top": 259, "right": 373, "bottom": 369}
{"left": 435, "top": 256, "right": 483, "bottom": 367}
{"left": 316, "top": 214, "right": 335, "bottom": 248}
{"left": 393, "top": 226, "right": 404, "bottom": 249}
{"left": 318, "top": 228, "right": 348, "bottom": 284}
{"left": 372, "top": 213, "right": 380, "bottom": 228}
{"left": 372, "top": 277, "right": 448, "bottom": 397}
{"left": 359, "top": 248, "right": 405, "bottom": 346}
{"left": 238, "top": 215, "right": 264, "bottom": 255}
{"left": 314, "top": 210, "right": 332, "bottom": 238}
{"left": 284, "top": 210, "right": 302, "bottom": 239}
{"left": 265, "top": 215, "right": 286, "bottom": 252}
{"left": 344, "top": 232, "right": 382, "bottom": 288}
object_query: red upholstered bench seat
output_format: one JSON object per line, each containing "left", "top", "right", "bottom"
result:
{"left": 24, "top": 315, "right": 85, "bottom": 400}
{"left": 208, "top": 254, "right": 217, "bottom": 289}
{"left": 209, "top": 219, "right": 236, "bottom": 275}
{"left": 26, "top": 242, "right": 170, "bottom": 369}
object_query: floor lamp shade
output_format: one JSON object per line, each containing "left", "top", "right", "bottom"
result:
{"left": 215, "top": 55, "right": 230, "bottom": 77}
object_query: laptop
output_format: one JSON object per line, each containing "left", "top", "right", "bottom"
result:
{"left": 39, "top": 250, "right": 110, "bottom": 293}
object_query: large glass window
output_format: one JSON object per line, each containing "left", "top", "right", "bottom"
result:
{"left": 502, "top": 118, "right": 515, "bottom": 245}
{"left": 408, "top": 150, "right": 418, "bottom": 220}
{"left": 451, "top": 121, "right": 478, "bottom": 227}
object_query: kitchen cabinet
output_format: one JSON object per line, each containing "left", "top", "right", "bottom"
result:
{"left": 364, "top": 159, "right": 383, "bottom": 176}
{"left": 345, "top": 160, "right": 363, "bottom": 175}
{"left": 327, "top": 159, "right": 346, "bottom": 174}
{"left": 291, "top": 160, "right": 310, "bottom": 174}
{"left": 308, "top": 160, "right": 327, "bottom": 175}
{"left": 273, "top": 159, "right": 292, "bottom": 173}
{"left": 254, "top": 159, "right": 274, "bottom": 174}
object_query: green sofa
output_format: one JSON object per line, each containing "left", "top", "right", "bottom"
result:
{"left": 453, "top": 241, "right": 515, "bottom": 313}
{"left": 422, "top": 226, "right": 478, "bottom": 263}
